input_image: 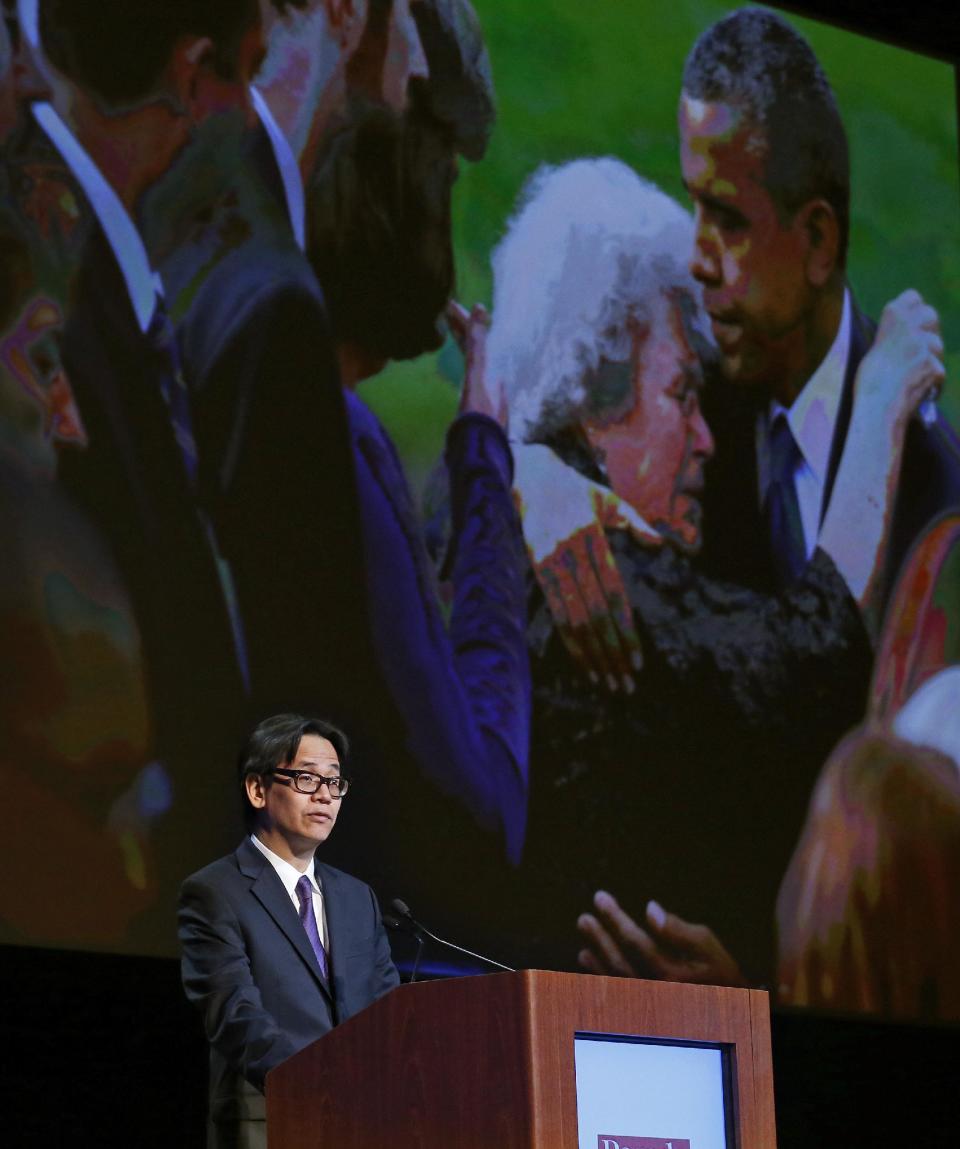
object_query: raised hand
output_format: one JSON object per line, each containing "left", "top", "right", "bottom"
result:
{"left": 513, "top": 442, "right": 662, "bottom": 692}
{"left": 819, "top": 289, "right": 946, "bottom": 620}
{"left": 447, "top": 299, "right": 507, "bottom": 427}
{"left": 853, "top": 289, "right": 944, "bottom": 432}
{"left": 577, "top": 890, "right": 746, "bottom": 987}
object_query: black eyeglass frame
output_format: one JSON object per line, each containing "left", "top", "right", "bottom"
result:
{"left": 265, "top": 768, "right": 350, "bottom": 798}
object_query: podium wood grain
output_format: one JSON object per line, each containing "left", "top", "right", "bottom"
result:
{"left": 266, "top": 970, "right": 777, "bottom": 1147}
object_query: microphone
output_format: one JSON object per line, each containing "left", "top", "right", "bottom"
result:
{"left": 391, "top": 898, "right": 515, "bottom": 973}
{"left": 383, "top": 906, "right": 425, "bottom": 982}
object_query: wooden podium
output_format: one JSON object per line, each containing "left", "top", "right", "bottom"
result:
{"left": 266, "top": 970, "right": 776, "bottom": 1148}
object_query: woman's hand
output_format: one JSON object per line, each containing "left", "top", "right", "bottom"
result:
{"left": 447, "top": 299, "right": 507, "bottom": 426}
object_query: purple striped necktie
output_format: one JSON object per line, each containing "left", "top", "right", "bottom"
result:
{"left": 295, "top": 875, "right": 329, "bottom": 980}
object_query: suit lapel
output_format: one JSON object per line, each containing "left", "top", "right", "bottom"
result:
{"left": 236, "top": 840, "right": 333, "bottom": 1000}
{"left": 820, "top": 295, "right": 876, "bottom": 525}
{"left": 316, "top": 862, "right": 354, "bottom": 1026}
{"left": 317, "top": 862, "right": 346, "bottom": 969}
{"left": 247, "top": 119, "right": 290, "bottom": 227}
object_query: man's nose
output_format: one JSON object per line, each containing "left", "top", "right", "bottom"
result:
{"left": 689, "top": 238, "right": 721, "bottom": 286}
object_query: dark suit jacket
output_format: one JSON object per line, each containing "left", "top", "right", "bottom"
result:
{"left": 247, "top": 116, "right": 290, "bottom": 227}
{"left": 56, "top": 223, "right": 247, "bottom": 923}
{"left": 699, "top": 299, "right": 960, "bottom": 614}
{"left": 167, "top": 195, "right": 391, "bottom": 731}
{"left": 179, "top": 837, "right": 399, "bottom": 1122}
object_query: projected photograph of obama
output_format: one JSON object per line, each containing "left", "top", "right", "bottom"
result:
{"left": 1, "top": 0, "right": 958, "bottom": 1024}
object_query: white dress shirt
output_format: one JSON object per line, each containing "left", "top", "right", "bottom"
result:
{"left": 757, "top": 289, "right": 852, "bottom": 558}
{"left": 250, "top": 85, "right": 306, "bottom": 252}
{"left": 250, "top": 834, "right": 330, "bottom": 950}
{"left": 31, "top": 100, "right": 162, "bottom": 333}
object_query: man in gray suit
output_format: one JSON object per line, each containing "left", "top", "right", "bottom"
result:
{"left": 179, "top": 714, "right": 399, "bottom": 1149}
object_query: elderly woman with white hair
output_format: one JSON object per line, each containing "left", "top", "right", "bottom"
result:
{"left": 490, "top": 158, "right": 716, "bottom": 564}
{"left": 489, "top": 157, "right": 944, "bottom": 979}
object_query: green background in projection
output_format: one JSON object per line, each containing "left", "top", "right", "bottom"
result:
{"left": 359, "top": 0, "right": 960, "bottom": 496}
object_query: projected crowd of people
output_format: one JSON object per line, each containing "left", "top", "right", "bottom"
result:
{"left": 2, "top": 0, "right": 959, "bottom": 1032}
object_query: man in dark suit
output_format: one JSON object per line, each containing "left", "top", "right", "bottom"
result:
{"left": 680, "top": 7, "right": 960, "bottom": 627}
{"left": 179, "top": 713, "right": 399, "bottom": 1149}
{"left": 31, "top": 0, "right": 383, "bottom": 833}
{"left": 10, "top": 0, "right": 269, "bottom": 942}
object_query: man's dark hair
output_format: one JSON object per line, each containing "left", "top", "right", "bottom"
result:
{"left": 412, "top": 0, "right": 496, "bottom": 163}
{"left": 307, "top": 0, "right": 495, "bottom": 364}
{"left": 307, "top": 94, "right": 456, "bottom": 362}
{"left": 682, "top": 7, "right": 850, "bottom": 268}
{"left": 238, "top": 713, "right": 350, "bottom": 828}
{"left": 39, "top": 0, "right": 261, "bottom": 107}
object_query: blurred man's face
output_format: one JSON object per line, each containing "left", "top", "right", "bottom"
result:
{"left": 679, "top": 93, "right": 813, "bottom": 390}
{"left": 584, "top": 289, "right": 714, "bottom": 553}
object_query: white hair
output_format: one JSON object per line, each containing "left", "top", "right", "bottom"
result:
{"left": 893, "top": 667, "right": 960, "bottom": 775}
{"left": 486, "top": 157, "right": 705, "bottom": 442}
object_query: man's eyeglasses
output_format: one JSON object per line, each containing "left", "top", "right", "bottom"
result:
{"left": 267, "top": 768, "right": 350, "bottom": 798}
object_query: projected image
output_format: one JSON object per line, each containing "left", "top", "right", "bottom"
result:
{"left": 0, "top": 0, "right": 958, "bottom": 1025}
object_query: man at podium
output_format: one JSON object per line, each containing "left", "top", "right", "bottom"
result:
{"left": 178, "top": 714, "right": 399, "bottom": 1149}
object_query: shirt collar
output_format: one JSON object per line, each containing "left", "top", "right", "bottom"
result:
{"left": 31, "top": 100, "right": 161, "bottom": 334}
{"left": 768, "top": 288, "right": 852, "bottom": 485}
{"left": 250, "top": 833, "right": 320, "bottom": 898}
{"left": 250, "top": 85, "right": 306, "bottom": 252}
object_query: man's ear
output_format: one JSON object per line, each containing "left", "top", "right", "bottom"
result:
{"left": 798, "top": 198, "right": 840, "bottom": 289}
{"left": 167, "top": 35, "right": 216, "bottom": 118}
{"left": 245, "top": 773, "right": 268, "bottom": 810}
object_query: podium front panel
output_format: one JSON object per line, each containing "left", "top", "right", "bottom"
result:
{"left": 266, "top": 970, "right": 776, "bottom": 1148}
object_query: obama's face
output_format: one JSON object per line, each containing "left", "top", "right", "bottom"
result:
{"left": 679, "top": 93, "right": 815, "bottom": 391}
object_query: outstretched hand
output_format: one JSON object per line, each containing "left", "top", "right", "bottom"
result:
{"left": 577, "top": 890, "right": 746, "bottom": 987}
{"left": 513, "top": 442, "right": 662, "bottom": 693}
